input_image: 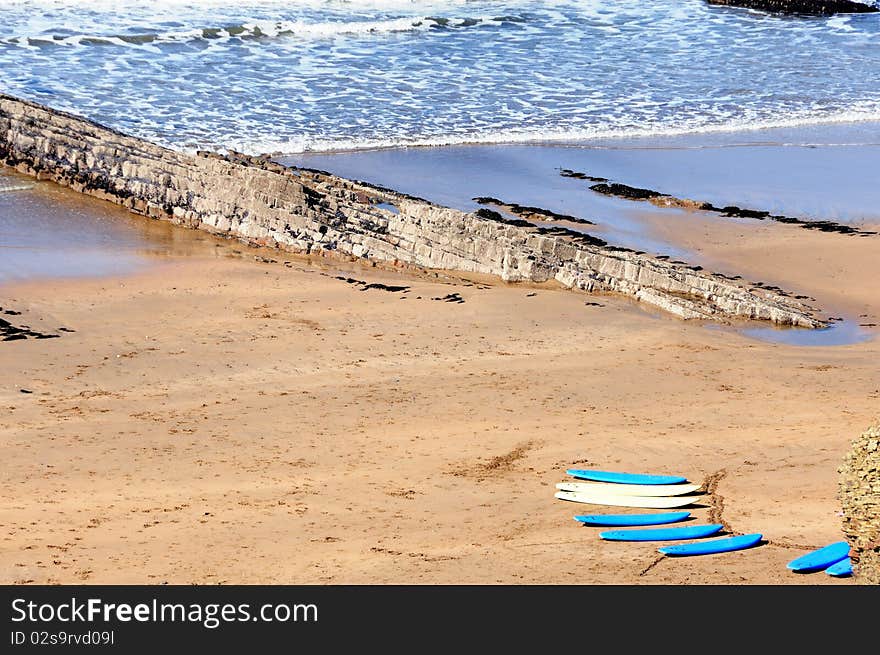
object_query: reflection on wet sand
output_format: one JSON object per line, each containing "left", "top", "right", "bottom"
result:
{"left": 0, "top": 169, "right": 227, "bottom": 285}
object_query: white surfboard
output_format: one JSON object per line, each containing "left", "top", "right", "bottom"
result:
{"left": 554, "top": 490, "right": 700, "bottom": 509}
{"left": 555, "top": 481, "right": 702, "bottom": 497}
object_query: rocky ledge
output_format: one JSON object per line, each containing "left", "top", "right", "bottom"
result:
{"left": 707, "top": 0, "right": 877, "bottom": 15}
{"left": 0, "top": 93, "right": 825, "bottom": 327}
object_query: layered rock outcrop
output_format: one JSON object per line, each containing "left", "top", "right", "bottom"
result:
{"left": 0, "top": 93, "right": 824, "bottom": 327}
{"left": 707, "top": 0, "right": 877, "bottom": 14}
{"left": 840, "top": 422, "right": 880, "bottom": 584}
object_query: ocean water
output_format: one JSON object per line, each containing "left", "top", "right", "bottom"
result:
{"left": 1, "top": 0, "right": 879, "bottom": 154}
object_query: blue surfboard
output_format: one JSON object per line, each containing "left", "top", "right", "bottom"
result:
{"left": 574, "top": 511, "right": 691, "bottom": 527}
{"left": 566, "top": 468, "right": 687, "bottom": 485}
{"left": 825, "top": 557, "right": 852, "bottom": 577}
{"left": 658, "top": 533, "right": 763, "bottom": 556}
{"left": 600, "top": 524, "right": 723, "bottom": 542}
{"left": 787, "top": 541, "right": 849, "bottom": 573}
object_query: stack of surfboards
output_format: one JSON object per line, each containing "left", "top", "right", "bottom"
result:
{"left": 556, "top": 468, "right": 763, "bottom": 556}
{"left": 557, "top": 468, "right": 853, "bottom": 574}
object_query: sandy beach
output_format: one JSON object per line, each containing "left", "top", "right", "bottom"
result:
{"left": 2, "top": 166, "right": 877, "bottom": 584}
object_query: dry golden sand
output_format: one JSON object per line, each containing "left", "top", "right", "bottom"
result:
{"left": 1, "top": 202, "right": 878, "bottom": 585}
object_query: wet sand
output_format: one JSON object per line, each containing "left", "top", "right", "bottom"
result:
{"left": 2, "top": 128, "right": 879, "bottom": 584}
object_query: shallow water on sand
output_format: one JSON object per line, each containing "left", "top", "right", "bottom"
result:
{"left": 741, "top": 320, "right": 872, "bottom": 347}
{"left": 0, "top": 169, "right": 219, "bottom": 285}
{"left": 282, "top": 124, "right": 880, "bottom": 229}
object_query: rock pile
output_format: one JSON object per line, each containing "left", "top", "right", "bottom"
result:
{"left": 839, "top": 421, "right": 880, "bottom": 584}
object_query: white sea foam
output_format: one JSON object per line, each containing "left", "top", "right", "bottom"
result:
{"left": 1, "top": 15, "right": 499, "bottom": 47}
{"left": 220, "top": 105, "right": 880, "bottom": 156}
{"left": 0, "top": 179, "right": 36, "bottom": 193}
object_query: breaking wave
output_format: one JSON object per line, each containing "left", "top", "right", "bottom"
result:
{"left": 2, "top": 15, "right": 523, "bottom": 48}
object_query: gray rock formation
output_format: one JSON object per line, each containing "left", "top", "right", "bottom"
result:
{"left": 0, "top": 93, "right": 824, "bottom": 327}
{"left": 707, "top": 0, "right": 877, "bottom": 14}
{"left": 840, "top": 421, "right": 880, "bottom": 584}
